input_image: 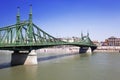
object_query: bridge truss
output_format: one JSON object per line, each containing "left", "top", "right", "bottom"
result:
{"left": 0, "top": 6, "right": 97, "bottom": 51}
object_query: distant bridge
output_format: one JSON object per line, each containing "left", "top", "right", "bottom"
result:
{"left": 0, "top": 5, "right": 97, "bottom": 66}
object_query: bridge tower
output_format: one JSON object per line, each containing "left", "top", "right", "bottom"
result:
{"left": 11, "top": 5, "right": 37, "bottom": 66}
{"left": 79, "top": 32, "right": 93, "bottom": 54}
{"left": 28, "top": 4, "right": 34, "bottom": 44}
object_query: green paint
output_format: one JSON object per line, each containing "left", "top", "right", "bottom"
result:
{"left": 0, "top": 6, "right": 97, "bottom": 51}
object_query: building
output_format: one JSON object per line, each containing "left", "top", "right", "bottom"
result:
{"left": 92, "top": 40, "right": 100, "bottom": 46}
{"left": 57, "top": 37, "right": 80, "bottom": 43}
{"left": 102, "top": 36, "right": 120, "bottom": 46}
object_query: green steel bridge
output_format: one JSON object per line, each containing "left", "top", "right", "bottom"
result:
{"left": 0, "top": 6, "right": 97, "bottom": 51}
{"left": 0, "top": 5, "right": 97, "bottom": 66}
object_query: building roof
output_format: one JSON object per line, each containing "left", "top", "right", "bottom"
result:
{"left": 108, "top": 36, "right": 116, "bottom": 39}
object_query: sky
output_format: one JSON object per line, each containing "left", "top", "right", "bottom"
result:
{"left": 0, "top": 0, "right": 120, "bottom": 41}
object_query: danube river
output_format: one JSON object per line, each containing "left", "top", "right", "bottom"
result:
{"left": 0, "top": 50, "right": 120, "bottom": 80}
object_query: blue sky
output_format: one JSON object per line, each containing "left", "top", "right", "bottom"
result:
{"left": 0, "top": 0, "right": 120, "bottom": 41}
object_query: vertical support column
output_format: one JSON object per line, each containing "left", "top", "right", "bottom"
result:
{"left": 11, "top": 50, "right": 38, "bottom": 66}
{"left": 28, "top": 4, "right": 33, "bottom": 44}
{"left": 16, "top": 7, "right": 21, "bottom": 44}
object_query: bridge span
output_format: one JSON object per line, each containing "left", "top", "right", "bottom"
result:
{"left": 0, "top": 5, "right": 97, "bottom": 66}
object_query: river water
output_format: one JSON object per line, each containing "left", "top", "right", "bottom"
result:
{"left": 0, "top": 51, "right": 120, "bottom": 80}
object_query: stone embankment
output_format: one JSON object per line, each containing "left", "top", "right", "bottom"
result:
{"left": 36, "top": 47, "right": 80, "bottom": 58}
{"left": 36, "top": 47, "right": 79, "bottom": 54}
{"left": 94, "top": 46, "right": 120, "bottom": 52}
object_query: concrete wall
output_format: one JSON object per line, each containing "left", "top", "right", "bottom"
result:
{"left": 94, "top": 46, "right": 120, "bottom": 52}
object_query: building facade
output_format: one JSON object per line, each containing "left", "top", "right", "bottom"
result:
{"left": 57, "top": 37, "right": 80, "bottom": 43}
{"left": 102, "top": 36, "right": 120, "bottom": 46}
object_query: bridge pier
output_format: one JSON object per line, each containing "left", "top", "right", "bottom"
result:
{"left": 79, "top": 47, "right": 92, "bottom": 54}
{"left": 11, "top": 50, "right": 38, "bottom": 66}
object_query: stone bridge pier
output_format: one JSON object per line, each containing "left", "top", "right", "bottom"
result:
{"left": 79, "top": 46, "right": 96, "bottom": 54}
{"left": 11, "top": 50, "right": 38, "bottom": 66}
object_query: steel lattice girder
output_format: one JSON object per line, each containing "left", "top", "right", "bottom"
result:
{"left": 0, "top": 5, "right": 97, "bottom": 50}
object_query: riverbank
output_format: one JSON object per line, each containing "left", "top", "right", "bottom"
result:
{"left": 36, "top": 47, "right": 79, "bottom": 58}
{"left": 36, "top": 47, "right": 79, "bottom": 53}
{"left": 94, "top": 46, "right": 120, "bottom": 53}
{"left": 37, "top": 46, "right": 120, "bottom": 53}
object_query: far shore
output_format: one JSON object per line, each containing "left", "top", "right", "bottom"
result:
{"left": 94, "top": 46, "right": 120, "bottom": 53}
